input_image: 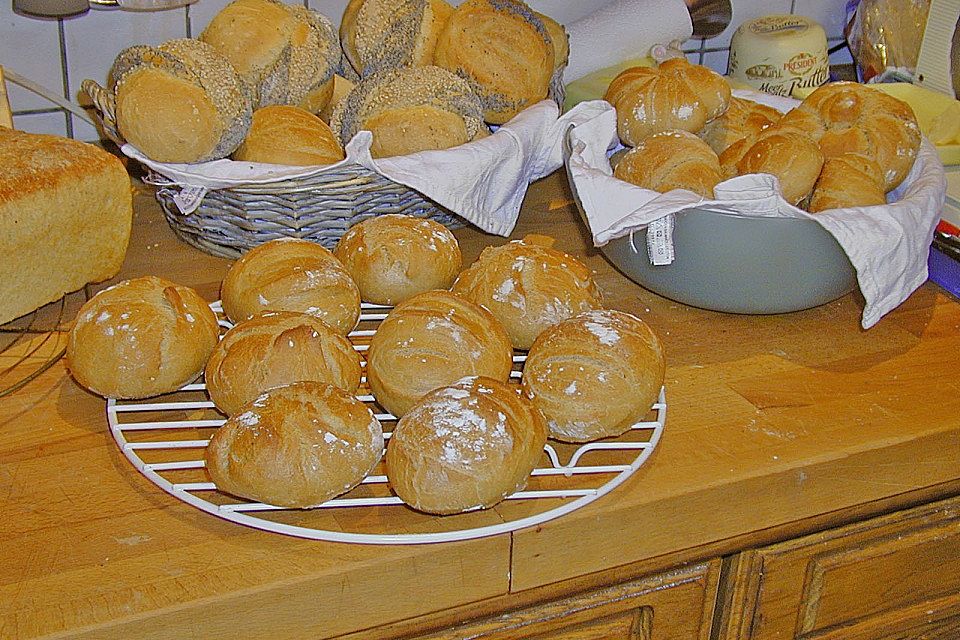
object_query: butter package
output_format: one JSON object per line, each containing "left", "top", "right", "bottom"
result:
{"left": 728, "top": 15, "right": 829, "bottom": 98}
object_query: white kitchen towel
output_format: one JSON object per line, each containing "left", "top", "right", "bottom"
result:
{"left": 567, "top": 99, "right": 947, "bottom": 329}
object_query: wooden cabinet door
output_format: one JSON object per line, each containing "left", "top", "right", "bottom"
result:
{"left": 716, "top": 494, "right": 960, "bottom": 639}
{"left": 413, "top": 560, "right": 721, "bottom": 640}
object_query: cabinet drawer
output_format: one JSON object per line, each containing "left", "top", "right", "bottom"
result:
{"left": 718, "top": 494, "right": 960, "bottom": 639}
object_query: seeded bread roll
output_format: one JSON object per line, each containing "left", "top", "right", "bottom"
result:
{"left": 330, "top": 65, "right": 485, "bottom": 158}
{"left": 319, "top": 74, "right": 356, "bottom": 123}
{"left": 333, "top": 214, "right": 462, "bottom": 305}
{"left": 204, "top": 311, "right": 362, "bottom": 416}
{"left": 698, "top": 96, "right": 780, "bottom": 154}
{"left": 366, "top": 290, "right": 513, "bottom": 417}
{"left": 200, "top": 0, "right": 342, "bottom": 113}
{"left": 522, "top": 310, "right": 665, "bottom": 443}
{"left": 452, "top": 234, "right": 602, "bottom": 350}
{"left": 110, "top": 39, "right": 252, "bottom": 163}
{"left": 808, "top": 153, "right": 886, "bottom": 213}
{"left": 604, "top": 58, "right": 731, "bottom": 147}
{"left": 386, "top": 376, "right": 547, "bottom": 514}
{"left": 340, "top": 0, "right": 454, "bottom": 77}
{"left": 233, "top": 105, "right": 345, "bottom": 166}
{"left": 220, "top": 238, "right": 361, "bottom": 335}
{"left": 721, "top": 127, "right": 824, "bottom": 205}
{"left": 67, "top": 276, "right": 219, "bottom": 399}
{"left": 614, "top": 130, "right": 722, "bottom": 199}
{"left": 434, "top": 0, "right": 554, "bottom": 124}
{"left": 206, "top": 381, "right": 383, "bottom": 508}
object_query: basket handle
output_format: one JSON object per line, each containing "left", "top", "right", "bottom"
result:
{"left": 80, "top": 79, "right": 124, "bottom": 147}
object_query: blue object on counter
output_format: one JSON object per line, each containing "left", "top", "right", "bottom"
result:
{"left": 929, "top": 243, "right": 960, "bottom": 300}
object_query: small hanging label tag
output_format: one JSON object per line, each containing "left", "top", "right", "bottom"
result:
{"left": 646, "top": 215, "right": 676, "bottom": 266}
{"left": 172, "top": 184, "right": 207, "bottom": 215}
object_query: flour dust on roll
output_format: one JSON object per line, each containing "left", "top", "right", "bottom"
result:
{"left": 521, "top": 310, "right": 665, "bottom": 443}
{"left": 333, "top": 214, "right": 462, "bottom": 305}
{"left": 614, "top": 130, "right": 722, "bottom": 199}
{"left": 220, "top": 238, "right": 361, "bottom": 335}
{"left": 808, "top": 153, "right": 886, "bottom": 213}
{"left": 206, "top": 381, "right": 383, "bottom": 509}
{"left": 452, "top": 234, "right": 602, "bottom": 350}
{"left": 386, "top": 376, "right": 547, "bottom": 515}
{"left": 233, "top": 105, "right": 345, "bottom": 166}
{"left": 67, "top": 276, "right": 219, "bottom": 399}
{"left": 365, "top": 290, "right": 513, "bottom": 418}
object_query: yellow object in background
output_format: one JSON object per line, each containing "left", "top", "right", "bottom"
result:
{"left": 563, "top": 57, "right": 656, "bottom": 112}
{"left": 869, "top": 82, "right": 960, "bottom": 165}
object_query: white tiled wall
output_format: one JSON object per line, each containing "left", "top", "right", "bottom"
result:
{"left": 0, "top": 0, "right": 851, "bottom": 140}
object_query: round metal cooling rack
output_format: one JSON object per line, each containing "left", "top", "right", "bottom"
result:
{"left": 107, "top": 302, "right": 667, "bottom": 545}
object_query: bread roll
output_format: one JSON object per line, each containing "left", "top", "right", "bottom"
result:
{"left": 452, "top": 234, "right": 602, "bottom": 349}
{"left": 67, "top": 276, "right": 219, "bottom": 399}
{"left": 330, "top": 65, "right": 485, "bottom": 158}
{"left": 204, "top": 311, "right": 362, "bottom": 416}
{"left": 220, "top": 238, "right": 361, "bottom": 335}
{"left": 722, "top": 127, "right": 824, "bottom": 205}
{"left": 333, "top": 214, "right": 462, "bottom": 305}
{"left": 604, "top": 58, "right": 731, "bottom": 147}
{"left": 386, "top": 376, "right": 547, "bottom": 514}
{"left": 199, "top": 0, "right": 342, "bottom": 113}
{"left": 340, "top": 0, "right": 454, "bottom": 77}
{"left": 522, "top": 310, "right": 665, "bottom": 443}
{"left": 111, "top": 39, "right": 252, "bottom": 163}
{"left": 808, "top": 153, "right": 886, "bottom": 213}
{"left": 206, "top": 381, "right": 383, "bottom": 508}
{"left": 233, "top": 105, "right": 345, "bottom": 166}
{"left": 319, "top": 74, "right": 356, "bottom": 124}
{"left": 366, "top": 290, "right": 513, "bottom": 417}
{"left": 535, "top": 11, "right": 568, "bottom": 72}
{"left": 698, "top": 96, "right": 780, "bottom": 154}
{"left": 434, "top": 0, "right": 554, "bottom": 124}
{"left": 0, "top": 128, "right": 132, "bottom": 325}
{"left": 614, "top": 130, "right": 722, "bottom": 199}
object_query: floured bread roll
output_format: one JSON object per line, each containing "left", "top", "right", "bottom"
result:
{"left": 366, "top": 290, "right": 513, "bottom": 417}
{"left": 698, "top": 96, "right": 780, "bottom": 154}
{"left": 67, "top": 276, "right": 219, "bottom": 399}
{"left": 220, "top": 238, "right": 361, "bottom": 335}
{"left": 233, "top": 105, "right": 345, "bottom": 166}
{"left": 334, "top": 214, "right": 462, "bottom": 305}
{"left": 386, "top": 376, "right": 547, "bottom": 514}
{"left": 206, "top": 381, "right": 383, "bottom": 508}
{"left": 452, "top": 234, "right": 602, "bottom": 349}
{"left": 200, "top": 0, "right": 342, "bottom": 113}
{"left": 340, "top": 0, "right": 454, "bottom": 77}
{"left": 330, "top": 65, "right": 486, "bottom": 158}
{"left": 721, "top": 127, "right": 824, "bottom": 205}
{"left": 614, "top": 130, "right": 722, "bottom": 199}
{"left": 204, "top": 311, "right": 362, "bottom": 416}
{"left": 808, "top": 153, "right": 886, "bottom": 213}
{"left": 110, "top": 39, "right": 251, "bottom": 163}
{"left": 434, "top": 0, "right": 554, "bottom": 124}
{"left": 522, "top": 310, "right": 665, "bottom": 443}
{"left": 604, "top": 58, "right": 731, "bottom": 147}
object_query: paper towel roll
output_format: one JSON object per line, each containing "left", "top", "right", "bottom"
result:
{"left": 564, "top": 0, "right": 693, "bottom": 82}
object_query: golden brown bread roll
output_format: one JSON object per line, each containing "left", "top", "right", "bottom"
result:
{"left": 220, "top": 238, "right": 361, "bottom": 335}
{"left": 722, "top": 127, "right": 824, "bottom": 205}
{"left": 452, "top": 234, "right": 603, "bottom": 349}
{"left": 434, "top": 0, "right": 554, "bottom": 124}
{"left": 385, "top": 376, "right": 547, "bottom": 514}
{"left": 614, "top": 129, "right": 722, "bottom": 199}
{"left": 604, "top": 58, "right": 731, "bottom": 147}
{"left": 698, "top": 96, "right": 780, "bottom": 154}
{"left": 808, "top": 153, "right": 886, "bottom": 213}
{"left": 319, "top": 74, "right": 356, "bottom": 124}
{"left": 330, "top": 65, "right": 486, "bottom": 158}
{"left": 333, "top": 214, "right": 462, "bottom": 305}
{"left": 366, "top": 290, "right": 513, "bottom": 417}
{"left": 233, "top": 105, "right": 345, "bottom": 166}
{"left": 778, "top": 81, "right": 921, "bottom": 191}
{"left": 535, "top": 11, "right": 568, "bottom": 72}
{"left": 205, "top": 381, "right": 383, "bottom": 508}
{"left": 67, "top": 276, "right": 219, "bottom": 399}
{"left": 110, "top": 39, "right": 252, "bottom": 163}
{"left": 204, "top": 311, "right": 362, "bottom": 416}
{"left": 521, "top": 310, "right": 665, "bottom": 443}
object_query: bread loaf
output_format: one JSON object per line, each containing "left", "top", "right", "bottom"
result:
{"left": 333, "top": 214, "right": 462, "bottom": 305}
{"left": 206, "top": 381, "right": 383, "bottom": 508}
{"left": 721, "top": 127, "right": 823, "bottom": 205}
{"left": 366, "top": 290, "right": 513, "bottom": 417}
{"left": 521, "top": 310, "right": 665, "bottom": 443}
{"left": 233, "top": 105, "right": 345, "bottom": 166}
{"left": 204, "top": 311, "right": 362, "bottom": 416}
{"left": 614, "top": 130, "right": 722, "bottom": 199}
{"left": 111, "top": 39, "right": 252, "bottom": 163}
{"left": 808, "top": 153, "right": 886, "bottom": 213}
{"left": 220, "top": 238, "right": 361, "bottom": 335}
{"left": 0, "top": 128, "right": 132, "bottom": 326}
{"left": 67, "top": 276, "right": 219, "bottom": 399}
{"left": 698, "top": 96, "right": 780, "bottom": 154}
{"left": 385, "top": 376, "right": 547, "bottom": 514}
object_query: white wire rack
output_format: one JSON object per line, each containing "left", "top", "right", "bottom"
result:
{"left": 106, "top": 302, "right": 666, "bottom": 545}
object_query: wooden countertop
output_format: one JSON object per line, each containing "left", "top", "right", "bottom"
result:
{"left": 3, "top": 173, "right": 960, "bottom": 639}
